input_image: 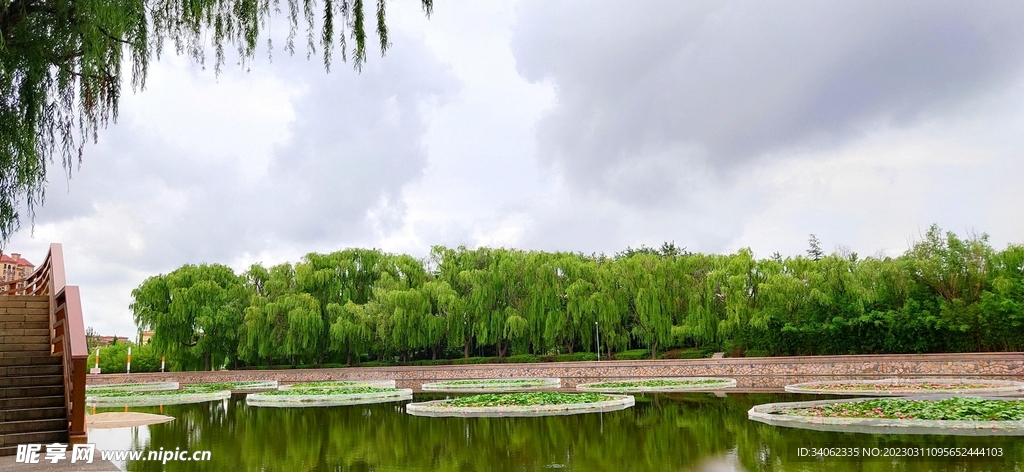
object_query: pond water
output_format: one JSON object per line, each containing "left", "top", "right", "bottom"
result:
{"left": 89, "top": 393, "right": 1023, "bottom": 471}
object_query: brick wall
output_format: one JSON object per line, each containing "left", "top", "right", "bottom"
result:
{"left": 87, "top": 352, "right": 1024, "bottom": 391}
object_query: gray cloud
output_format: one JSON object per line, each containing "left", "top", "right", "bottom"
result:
{"left": 14, "top": 31, "right": 455, "bottom": 334}
{"left": 512, "top": 0, "right": 1024, "bottom": 204}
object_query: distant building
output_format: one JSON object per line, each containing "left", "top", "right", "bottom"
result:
{"left": 1, "top": 252, "right": 35, "bottom": 295}
{"left": 139, "top": 330, "right": 154, "bottom": 345}
{"left": 96, "top": 335, "right": 131, "bottom": 347}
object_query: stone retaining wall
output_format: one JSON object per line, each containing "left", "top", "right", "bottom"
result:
{"left": 87, "top": 352, "right": 1024, "bottom": 391}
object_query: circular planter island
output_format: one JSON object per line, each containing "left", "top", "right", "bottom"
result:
{"left": 86, "top": 382, "right": 180, "bottom": 394}
{"left": 182, "top": 381, "right": 279, "bottom": 392}
{"left": 279, "top": 380, "right": 396, "bottom": 390}
{"left": 86, "top": 385, "right": 232, "bottom": 407}
{"left": 784, "top": 378, "right": 1024, "bottom": 396}
{"left": 576, "top": 377, "right": 736, "bottom": 393}
{"left": 420, "top": 378, "right": 560, "bottom": 393}
{"left": 406, "top": 392, "right": 635, "bottom": 417}
{"left": 748, "top": 396, "right": 1024, "bottom": 436}
{"left": 246, "top": 386, "right": 413, "bottom": 407}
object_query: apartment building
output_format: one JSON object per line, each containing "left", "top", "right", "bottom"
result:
{"left": 1, "top": 252, "right": 35, "bottom": 294}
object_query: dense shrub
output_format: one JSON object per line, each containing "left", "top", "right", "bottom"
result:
{"left": 548, "top": 353, "right": 597, "bottom": 362}
{"left": 87, "top": 342, "right": 159, "bottom": 373}
{"left": 357, "top": 361, "right": 390, "bottom": 367}
{"left": 451, "top": 357, "right": 494, "bottom": 365}
{"left": 743, "top": 349, "right": 771, "bottom": 358}
{"left": 614, "top": 349, "right": 653, "bottom": 360}
{"left": 409, "top": 359, "right": 451, "bottom": 366}
{"left": 660, "top": 349, "right": 704, "bottom": 359}
{"left": 503, "top": 352, "right": 544, "bottom": 364}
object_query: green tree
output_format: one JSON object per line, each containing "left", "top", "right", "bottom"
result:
{"left": 131, "top": 263, "right": 247, "bottom": 370}
{"left": 0, "top": 0, "right": 433, "bottom": 244}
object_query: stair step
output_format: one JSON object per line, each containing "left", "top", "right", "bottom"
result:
{"left": 0, "top": 418, "right": 67, "bottom": 435}
{"left": 0, "top": 315, "right": 50, "bottom": 324}
{"left": 0, "top": 321, "right": 48, "bottom": 330}
{"left": 0, "top": 430, "right": 68, "bottom": 452}
{"left": 0, "top": 355, "right": 60, "bottom": 367}
{"left": 0, "top": 334, "right": 50, "bottom": 345}
{"left": 0, "top": 386, "right": 65, "bottom": 399}
{"left": 0, "top": 328, "right": 50, "bottom": 337}
{"left": 0, "top": 342, "right": 51, "bottom": 353}
{"left": 0, "top": 407, "right": 66, "bottom": 422}
{"left": 0, "top": 295, "right": 50, "bottom": 304}
{"left": 0, "top": 375, "right": 64, "bottom": 388}
{"left": 0, "top": 364, "right": 62, "bottom": 377}
{"left": 0, "top": 395, "right": 65, "bottom": 410}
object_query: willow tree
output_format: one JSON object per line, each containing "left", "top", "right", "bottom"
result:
{"left": 0, "top": 0, "right": 434, "bottom": 245}
{"left": 131, "top": 264, "right": 247, "bottom": 370}
{"left": 328, "top": 301, "right": 374, "bottom": 365}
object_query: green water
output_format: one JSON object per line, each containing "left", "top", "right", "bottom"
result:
{"left": 95, "top": 393, "right": 1023, "bottom": 471}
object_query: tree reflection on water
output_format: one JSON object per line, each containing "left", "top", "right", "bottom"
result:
{"left": 100, "top": 393, "right": 1023, "bottom": 471}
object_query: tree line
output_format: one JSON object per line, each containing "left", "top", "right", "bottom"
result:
{"left": 131, "top": 225, "right": 1024, "bottom": 371}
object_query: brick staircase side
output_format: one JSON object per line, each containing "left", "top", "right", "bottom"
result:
{"left": 0, "top": 296, "right": 67, "bottom": 456}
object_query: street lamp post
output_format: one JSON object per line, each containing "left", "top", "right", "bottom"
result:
{"left": 595, "top": 321, "right": 600, "bottom": 361}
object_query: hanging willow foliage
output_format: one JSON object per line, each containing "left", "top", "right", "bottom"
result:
{"left": 0, "top": 0, "right": 433, "bottom": 245}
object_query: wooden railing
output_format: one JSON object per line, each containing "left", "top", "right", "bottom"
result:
{"left": 0, "top": 244, "right": 88, "bottom": 443}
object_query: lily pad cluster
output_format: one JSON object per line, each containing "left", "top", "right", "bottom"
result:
{"left": 88, "top": 385, "right": 221, "bottom": 398}
{"left": 784, "top": 378, "right": 1024, "bottom": 396}
{"left": 181, "top": 381, "right": 277, "bottom": 391}
{"left": 439, "top": 392, "right": 611, "bottom": 408}
{"left": 406, "top": 391, "right": 635, "bottom": 417}
{"left": 279, "top": 380, "right": 396, "bottom": 390}
{"left": 779, "top": 397, "right": 1024, "bottom": 421}
{"left": 85, "top": 382, "right": 179, "bottom": 394}
{"left": 421, "top": 378, "right": 560, "bottom": 392}
{"left": 578, "top": 377, "right": 736, "bottom": 392}
{"left": 262, "top": 386, "right": 396, "bottom": 396}
{"left": 246, "top": 386, "right": 413, "bottom": 407}
{"left": 85, "top": 384, "right": 234, "bottom": 407}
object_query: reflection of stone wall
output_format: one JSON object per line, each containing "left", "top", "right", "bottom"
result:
{"left": 87, "top": 352, "right": 1024, "bottom": 391}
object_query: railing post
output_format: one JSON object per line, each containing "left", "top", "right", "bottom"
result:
{"left": 69, "top": 358, "right": 87, "bottom": 443}
{"left": 61, "top": 286, "right": 88, "bottom": 444}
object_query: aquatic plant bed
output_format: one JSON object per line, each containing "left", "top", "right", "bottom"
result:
{"left": 86, "top": 386, "right": 232, "bottom": 407}
{"left": 279, "top": 380, "right": 395, "bottom": 390}
{"left": 406, "top": 392, "right": 635, "bottom": 417}
{"left": 748, "top": 396, "right": 1024, "bottom": 436}
{"left": 784, "top": 378, "right": 1024, "bottom": 396}
{"left": 420, "top": 378, "right": 560, "bottom": 393}
{"left": 576, "top": 377, "right": 736, "bottom": 393}
{"left": 183, "top": 381, "right": 278, "bottom": 392}
{"left": 246, "top": 387, "right": 413, "bottom": 407}
{"left": 85, "top": 382, "right": 179, "bottom": 393}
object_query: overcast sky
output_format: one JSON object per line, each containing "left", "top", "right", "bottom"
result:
{"left": 9, "top": 0, "right": 1024, "bottom": 336}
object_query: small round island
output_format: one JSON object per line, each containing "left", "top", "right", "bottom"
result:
{"left": 420, "top": 378, "right": 560, "bottom": 393}
{"left": 748, "top": 395, "right": 1024, "bottom": 436}
{"left": 576, "top": 377, "right": 736, "bottom": 393}
{"left": 246, "top": 386, "right": 413, "bottom": 407}
{"left": 86, "top": 384, "right": 232, "bottom": 407}
{"left": 406, "top": 392, "right": 635, "bottom": 417}
{"left": 784, "top": 378, "right": 1024, "bottom": 396}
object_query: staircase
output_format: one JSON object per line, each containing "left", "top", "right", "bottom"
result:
{"left": 0, "top": 296, "right": 67, "bottom": 456}
{"left": 0, "top": 244, "right": 88, "bottom": 456}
